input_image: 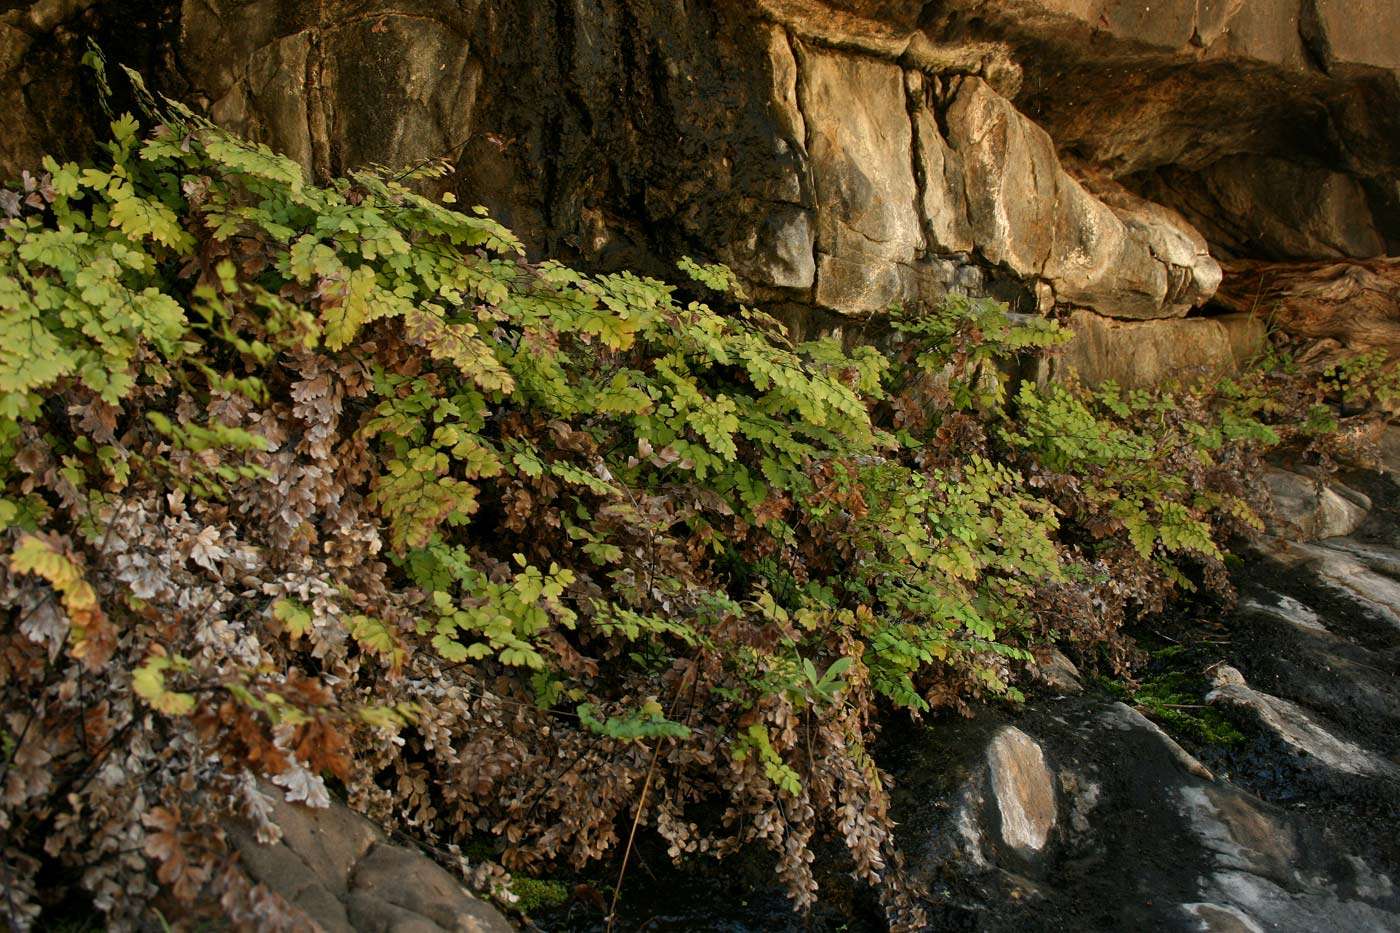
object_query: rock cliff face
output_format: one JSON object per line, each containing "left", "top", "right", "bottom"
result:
{"left": 2, "top": 0, "right": 1397, "bottom": 378}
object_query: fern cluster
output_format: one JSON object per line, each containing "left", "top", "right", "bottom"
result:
{"left": 0, "top": 76, "right": 1361, "bottom": 930}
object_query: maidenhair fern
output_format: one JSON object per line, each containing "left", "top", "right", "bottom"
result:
{"left": 0, "top": 62, "right": 1362, "bottom": 932}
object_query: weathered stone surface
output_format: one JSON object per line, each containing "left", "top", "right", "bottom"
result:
{"left": 1207, "top": 664, "right": 1400, "bottom": 778}
{"left": 902, "top": 689, "right": 1400, "bottom": 930}
{"left": 347, "top": 844, "right": 510, "bottom": 933}
{"left": 1102, "top": 702, "right": 1216, "bottom": 782}
{"left": 924, "top": 0, "right": 1400, "bottom": 184}
{"left": 171, "top": 0, "right": 830, "bottom": 302}
{"left": 1262, "top": 468, "right": 1370, "bottom": 541}
{"left": 985, "top": 726, "right": 1057, "bottom": 852}
{"left": 1139, "top": 157, "right": 1386, "bottom": 262}
{"left": 903, "top": 676, "right": 1400, "bottom": 930}
{"left": 714, "top": 26, "right": 816, "bottom": 291}
{"left": 915, "top": 0, "right": 1400, "bottom": 283}
{"left": 910, "top": 74, "right": 973, "bottom": 256}
{"left": 722, "top": 203, "right": 817, "bottom": 291}
{"left": 1309, "top": 0, "right": 1400, "bottom": 72}
{"left": 755, "top": 0, "right": 1024, "bottom": 95}
{"left": 1205, "top": 869, "right": 1400, "bottom": 933}
{"left": 1383, "top": 427, "right": 1400, "bottom": 485}
{"left": 1239, "top": 592, "right": 1330, "bottom": 634}
{"left": 943, "top": 77, "right": 1057, "bottom": 280}
{"left": 1181, "top": 901, "right": 1267, "bottom": 933}
{"left": 894, "top": 479, "right": 1400, "bottom": 932}
{"left": 957, "top": 0, "right": 1394, "bottom": 76}
{"left": 1213, "top": 258, "right": 1400, "bottom": 362}
{"left": 944, "top": 77, "right": 1220, "bottom": 319}
{"left": 228, "top": 788, "right": 512, "bottom": 933}
{"left": 1178, "top": 780, "right": 1400, "bottom": 932}
{"left": 1028, "top": 646, "right": 1082, "bottom": 694}
{"left": 1080, "top": 170, "right": 1224, "bottom": 299}
{"left": 161, "top": 0, "right": 1243, "bottom": 323}
{"left": 5, "top": 0, "right": 1296, "bottom": 339}
{"left": 1049, "top": 310, "right": 1265, "bottom": 389}
{"left": 1233, "top": 580, "right": 1400, "bottom": 745}
{"left": 795, "top": 42, "right": 920, "bottom": 313}
{"left": 1178, "top": 783, "right": 1301, "bottom": 883}
{"left": 3, "top": 0, "right": 1398, "bottom": 360}
{"left": 182, "top": 0, "right": 481, "bottom": 189}
{"left": 0, "top": 0, "right": 160, "bottom": 175}
{"left": 1274, "top": 539, "right": 1400, "bottom": 631}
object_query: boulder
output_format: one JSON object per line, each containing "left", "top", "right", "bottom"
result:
{"left": 795, "top": 42, "right": 921, "bottom": 312}
{"left": 1207, "top": 664, "right": 1400, "bottom": 779}
{"left": 1027, "top": 646, "right": 1083, "bottom": 694}
{"left": 1262, "top": 468, "right": 1370, "bottom": 541}
{"left": 346, "top": 844, "right": 509, "bottom": 933}
{"left": 1138, "top": 157, "right": 1386, "bottom": 262}
{"left": 1049, "top": 310, "right": 1266, "bottom": 389}
{"left": 227, "top": 787, "right": 512, "bottom": 933}
{"left": 943, "top": 77, "right": 1221, "bottom": 320}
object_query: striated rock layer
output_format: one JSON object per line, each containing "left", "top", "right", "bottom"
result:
{"left": 1, "top": 1, "right": 1396, "bottom": 372}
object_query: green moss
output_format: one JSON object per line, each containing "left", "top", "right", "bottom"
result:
{"left": 1093, "top": 673, "right": 1130, "bottom": 700}
{"left": 1132, "top": 669, "right": 1246, "bottom": 747}
{"left": 1096, "top": 639, "right": 1246, "bottom": 749}
{"left": 510, "top": 876, "right": 571, "bottom": 914}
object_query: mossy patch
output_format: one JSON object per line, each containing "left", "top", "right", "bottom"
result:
{"left": 510, "top": 876, "right": 571, "bottom": 914}
{"left": 1131, "top": 668, "right": 1245, "bottom": 747}
{"left": 1097, "top": 639, "right": 1246, "bottom": 750}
